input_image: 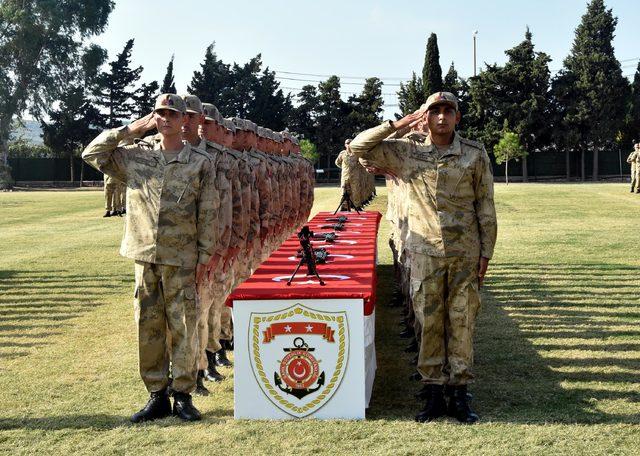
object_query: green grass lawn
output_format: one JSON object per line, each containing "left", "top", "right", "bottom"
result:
{"left": 1, "top": 184, "right": 639, "bottom": 455}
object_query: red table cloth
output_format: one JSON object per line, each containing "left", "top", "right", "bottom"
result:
{"left": 229, "top": 211, "right": 382, "bottom": 316}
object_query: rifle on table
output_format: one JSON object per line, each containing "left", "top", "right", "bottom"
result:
{"left": 287, "top": 226, "right": 325, "bottom": 286}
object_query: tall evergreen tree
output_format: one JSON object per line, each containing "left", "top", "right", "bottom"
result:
{"left": 161, "top": 55, "right": 177, "bottom": 94}
{"left": 248, "top": 67, "right": 292, "bottom": 130}
{"left": 443, "top": 62, "right": 471, "bottom": 133}
{"left": 188, "top": 43, "right": 232, "bottom": 112}
{"left": 132, "top": 81, "right": 160, "bottom": 117}
{"left": 348, "top": 77, "right": 384, "bottom": 133}
{"left": 552, "top": 0, "right": 630, "bottom": 180}
{"left": 289, "top": 85, "right": 319, "bottom": 140}
{"left": 397, "top": 72, "right": 424, "bottom": 117}
{"left": 423, "top": 33, "right": 443, "bottom": 97}
{"left": 315, "top": 76, "right": 351, "bottom": 170}
{"left": 624, "top": 61, "right": 640, "bottom": 147}
{"left": 92, "top": 39, "right": 143, "bottom": 128}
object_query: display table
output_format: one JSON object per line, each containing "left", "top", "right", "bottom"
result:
{"left": 229, "top": 211, "right": 381, "bottom": 419}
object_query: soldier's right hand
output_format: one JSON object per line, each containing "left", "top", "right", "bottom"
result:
{"left": 392, "top": 106, "right": 427, "bottom": 131}
{"left": 126, "top": 113, "right": 156, "bottom": 137}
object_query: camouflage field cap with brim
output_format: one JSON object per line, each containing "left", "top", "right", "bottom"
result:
{"left": 244, "top": 120, "right": 258, "bottom": 133}
{"left": 182, "top": 94, "right": 203, "bottom": 114}
{"left": 231, "top": 117, "right": 249, "bottom": 131}
{"left": 424, "top": 91, "right": 459, "bottom": 112}
{"left": 223, "top": 118, "right": 236, "bottom": 133}
{"left": 202, "top": 103, "right": 221, "bottom": 122}
{"left": 154, "top": 93, "right": 187, "bottom": 114}
{"left": 273, "top": 132, "right": 284, "bottom": 143}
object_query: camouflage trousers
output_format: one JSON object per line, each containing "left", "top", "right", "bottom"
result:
{"left": 409, "top": 253, "right": 481, "bottom": 386}
{"left": 633, "top": 164, "right": 640, "bottom": 192}
{"left": 196, "top": 263, "right": 227, "bottom": 369}
{"left": 133, "top": 261, "right": 198, "bottom": 394}
{"left": 104, "top": 180, "right": 118, "bottom": 211}
{"left": 118, "top": 182, "right": 127, "bottom": 210}
{"left": 206, "top": 267, "right": 235, "bottom": 354}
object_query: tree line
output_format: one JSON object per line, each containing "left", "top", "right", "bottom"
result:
{"left": 1, "top": 0, "right": 638, "bottom": 187}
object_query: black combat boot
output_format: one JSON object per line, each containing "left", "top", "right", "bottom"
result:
{"left": 409, "top": 371, "right": 422, "bottom": 382}
{"left": 103, "top": 210, "right": 112, "bottom": 218}
{"left": 215, "top": 349, "right": 232, "bottom": 367}
{"left": 130, "top": 388, "right": 172, "bottom": 423}
{"left": 415, "top": 385, "right": 447, "bottom": 423}
{"left": 447, "top": 385, "right": 479, "bottom": 424}
{"left": 399, "top": 327, "right": 413, "bottom": 339}
{"left": 409, "top": 354, "right": 419, "bottom": 366}
{"left": 172, "top": 392, "right": 202, "bottom": 421}
{"left": 222, "top": 339, "right": 234, "bottom": 351}
{"left": 444, "top": 384, "right": 473, "bottom": 402}
{"left": 194, "top": 370, "right": 210, "bottom": 396}
{"left": 204, "top": 350, "right": 224, "bottom": 382}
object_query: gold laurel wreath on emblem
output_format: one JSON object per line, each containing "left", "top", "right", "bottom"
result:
{"left": 251, "top": 309, "right": 346, "bottom": 415}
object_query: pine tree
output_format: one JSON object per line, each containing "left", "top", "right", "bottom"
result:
{"left": 423, "top": 33, "right": 443, "bottom": 97}
{"left": 132, "top": 81, "right": 160, "bottom": 117}
{"left": 315, "top": 76, "right": 351, "bottom": 170}
{"left": 289, "top": 85, "right": 320, "bottom": 140}
{"left": 397, "top": 72, "right": 424, "bottom": 117}
{"left": 552, "top": 0, "right": 630, "bottom": 180}
{"left": 161, "top": 55, "right": 177, "bottom": 94}
{"left": 92, "top": 39, "right": 143, "bottom": 128}
{"left": 348, "top": 77, "right": 384, "bottom": 133}
{"left": 624, "top": 62, "right": 640, "bottom": 146}
{"left": 188, "top": 43, "right": 232, "bottom": 112}
{"left": 443, "top": 62, "right": 471, "bottom": 133}
{"left": 248, "top": 66, "right": 292, "bottom": 130}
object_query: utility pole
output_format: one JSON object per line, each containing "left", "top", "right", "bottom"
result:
{"left": 473, "top": 30, "right": 478, "bottom": 77}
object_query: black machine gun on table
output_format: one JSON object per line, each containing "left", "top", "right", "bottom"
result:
{"left": 333, "top": 188, "right": 360, "bottom": 215}
{"left": 287, "top": 226, "right": 325, "bottom": 286}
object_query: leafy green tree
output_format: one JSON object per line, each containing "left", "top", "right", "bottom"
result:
{"left": 93, "top": 39, "right": 143, "bottom": 128}
{"left": 423, "top": 33, "right": 443, "bottom": 97}
{"left": 623, "top": 62, "right": 640, "bottom": 147}
{"left": 8, "top": 137, "right": 55, "bottom": 158}
{"left": 0, "top": 0, "right": 114, "bottom": 178}
{"left": 443, "top": 62, "right": 471, "bottom": 132}
{"left": 494, "top": 126, "right": 527, "bottom": 184}
{"left": 161, "top": 55, "right": 177, "bottom": 94}
{"left": 299, "top": 139, "right": 319, "bottom": 164}
{"left": 397, "top": 72, "right": 424, "bottom": 117}
{"left": 348, "top": 77, "right": 384, "bottom": 132}
{"left": 552, "top": 0, "right": 630, "bottom": 180}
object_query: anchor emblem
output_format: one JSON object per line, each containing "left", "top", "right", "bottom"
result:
{"left": 274, "top": 337, "right": 325, "bottom": 400}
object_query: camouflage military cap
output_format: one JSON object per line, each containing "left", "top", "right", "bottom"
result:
{"left": 154, "top": 93, "right": 187, "bottom": 114}
{"left": 181, "top": 94, "right": 203, "bottom": 114}
{"left": 256, "top": 126, "right": 268, "bottom": 138}
{"left": 280, "top": 130, "right": 292, "bottom": 142}
{"left": 424, "top": 91, "right": 458, "bottom": 112}
{"left": 223, "top": 118, "right": 236, "bottom": 133}
{"left": 273, "top": 132, "right": 284, "bottom": 143}
{"left": 291, "top": 135, "right": 299, "bottom": 145}
{"left": 244, "top": 120, "right": 258, "bottom": 133}
{"left": 264, "top": 128, "right": 274, "bottom": 140}
{"left": 202, "top": 103, "right": 221, "bottom": 122}
{"left": 231, "top": 117, "right": 249, "bottom": 131}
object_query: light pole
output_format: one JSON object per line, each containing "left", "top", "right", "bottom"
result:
{"left": 473, "top": 30, "right": 478, "bottom": 77}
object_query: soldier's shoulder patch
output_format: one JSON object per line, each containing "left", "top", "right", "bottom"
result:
{"left": 460, "top": 137, "right": 484, "bottom": 150}
{"left": 133, "top": 138, "right": 154, "bottom": 148}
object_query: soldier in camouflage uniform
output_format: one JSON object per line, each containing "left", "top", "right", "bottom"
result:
{"left": 349, "top": 92, "right": 497, "bottom": 424}
{"left": 103, "top": 174, "right": 118, "bottom": 217}
{"left": 628, "top": 143, "right": 640, "bottom": 193}
{"left": 82, "top": 94, "right": 220, "bottom": 423}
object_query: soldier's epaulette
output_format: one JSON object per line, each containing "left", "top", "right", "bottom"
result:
{"left": 460, "top": 137, "right": 484, "bottom": 150}
{"left": 190, "top": 145, "right": 212, "bottom": 161}
{"left": 205, "top": 140, "right": 225, "bottom": 153}
{"left": 225, "top": 148, "right": 241, "bottom": 159}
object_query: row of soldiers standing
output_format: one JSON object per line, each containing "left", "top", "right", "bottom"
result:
{"left": 83, "top": 92, "right": 314, "bottom": 422}
{"left": 335, "top": 139, "right": 376, "bottom": 210}
{"left": 627, "top": 143, "right": 640, "bottom": 193}
{"left": 103, "top": 175, "right": 126, "bottom": 217}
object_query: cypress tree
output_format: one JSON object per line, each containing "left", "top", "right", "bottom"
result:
{"left": 423, "top": 33, "right": 443, "bottom": 97}
{"left": 161, "top": 55, "right": 177, "bottom": 94}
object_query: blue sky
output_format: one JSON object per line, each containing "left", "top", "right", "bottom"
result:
{"left": 92, "top": 0, "right": 640, "bottom": 118}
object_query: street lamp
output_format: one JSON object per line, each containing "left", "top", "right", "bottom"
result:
{"left": 473, "top": 30, "right": 478, "bottom": 77}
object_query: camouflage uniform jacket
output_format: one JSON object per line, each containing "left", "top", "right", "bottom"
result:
{"left": 248, "top": 148, "right": 273, "bottom": 236}
{"left": 200, "top": 139, "right": 232, "bottom": 257}
{"left": 350, "top": 121, "right": 497, "bottom": 259}
{"left": 225, "top": 148, "right": 252, "bottom": 246}
{"left": 82, "top": 127, "right": 220, "bottom": 268}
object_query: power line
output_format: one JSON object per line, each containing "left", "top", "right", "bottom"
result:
{"left": 276, "top": 76, "right": 403, "bottom": 87}
{"left": 275, "top": 70, "right": 408, "bottom": 81}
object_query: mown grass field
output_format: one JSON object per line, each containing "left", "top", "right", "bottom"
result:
{"left": 1, "top": 183, "right": 639, "bottom": 455}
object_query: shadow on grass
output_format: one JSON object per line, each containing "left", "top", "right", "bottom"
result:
{"left": 0, "top": 269, "right": 128, "bottom": 361}
{"left": 367, "top": 262, "right": 640, "bottom": 424}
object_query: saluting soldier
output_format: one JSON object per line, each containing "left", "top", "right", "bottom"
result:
{"left": 349, "top": 92, "right": 497, "bottom": 424}
{"left": 82, "top": 93, "right": 220, "bottom": 422}
{"left": 628, "top": 143, "right": 640, "bottom": 193}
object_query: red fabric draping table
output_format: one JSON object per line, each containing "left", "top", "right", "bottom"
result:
{"left": 229, "top": 211, "right": 382, "bottom": 316}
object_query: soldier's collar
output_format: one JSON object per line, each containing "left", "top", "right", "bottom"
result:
{"left": 425, "top": 133, "right": 462, "bottom": 156}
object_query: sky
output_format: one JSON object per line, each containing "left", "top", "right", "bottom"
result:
{"left": 92, "top": 0, "right": 640, "bottom": 119}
